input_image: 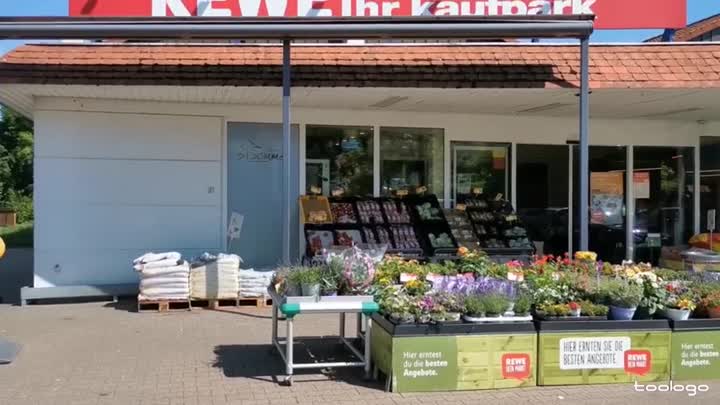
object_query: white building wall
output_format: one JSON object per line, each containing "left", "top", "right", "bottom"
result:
{"left": 32, "top": 96, "right": 704, "bottom": 287}
{"left": 33, "top": 109, "right": 223, "bottom": 287}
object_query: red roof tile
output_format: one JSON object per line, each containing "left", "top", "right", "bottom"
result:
{"left": 1, "top": 43, "right": 720, "bottom": 89}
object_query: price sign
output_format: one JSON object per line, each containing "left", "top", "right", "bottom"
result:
{"left": 332, "top": 188, "right": 345, "bottom": 197}
{"left": 708, "top": 209, "right": 716, "bottom": 232}
{"left": 309, "top": 186, "right": 322, "bottom": 195}
{"left": 495, "top": 193, "right": 504, "bottom": 201}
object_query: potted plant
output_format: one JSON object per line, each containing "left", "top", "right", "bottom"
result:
{"left": 513, "top": 293, "right": 532, "bottom": 317}
{"left": 701, "top": 291, "right": 720, "bottom": 319}
{"left": 663, "top": 283, "right": 696, "bottom": 321}
{"left": 536, "top": 303, "right": 570, "bottom": 320}
{"left": 320, "top": 258, "right": 343, "bottom": 296}
{"left": 579, "top": 300, "right": 609, "bottom": 320}
{"left": 568, "top": 301, "right": 581, "bottom": 317}
{"left": 603, "top": 280, "right": 643, "bottom": 320}
{"left": 479, "top": 294, "right": 509, "bottom": 318}
{"left": 463, "top": 295, "right": 485, "bottom": 322}
{"left": 436, "top": 292, "right": 463, "bottom": 322}
{"left": 285, "top": 267, "right": 304, "bottom": 297}
{"left": 298, "top": 267, "right": 322, "bottom": 297}
{"left": 632, "top": 270, "right": 666, "bottom": 319}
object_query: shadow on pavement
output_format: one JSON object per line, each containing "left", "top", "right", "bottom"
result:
{"left": 213, "top": 340, "right": 383, "bottom": 389}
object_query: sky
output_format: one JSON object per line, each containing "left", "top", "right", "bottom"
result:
{"left": 0, "top": 0, "right": 718, "bottom": 54}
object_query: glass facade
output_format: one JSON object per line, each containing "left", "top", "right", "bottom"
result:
{"left": 573, "top": 146, "right": 627, "bottom": 263}
{"left": 516, "top": 144, "right": 570, "bottom": 257}
{"left": 305, "top": 125, "right": 373, "bottom": 197}
{"left": 701, "top": 137, "right": 720, "bottom": 231}
{"left": 451, "top": 143, "right": 510, "bottom": 206}
{"left": 380, "top": 127, "right": 444, "bottom": 197}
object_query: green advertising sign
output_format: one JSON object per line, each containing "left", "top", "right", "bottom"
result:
{"left": 671, "top": 331, "right": 720, "bottom": 380}
{"left": 392, "top": 336, "right": 458, "bottom": 392}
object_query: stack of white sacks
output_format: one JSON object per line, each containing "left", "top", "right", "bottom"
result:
{"left": 190, "top": 253, "right": 241, "bottom": 300}
{"left": 238, "top": 269, "right": 275, "bottom": 299}
{"left": 134, "top": 252, "right": 191, "bottom": 301}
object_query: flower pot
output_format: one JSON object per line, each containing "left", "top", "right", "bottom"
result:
{"left": 389, "top": 313, "right": 415, "bottom": 324}
{"left": 633, "top": 306, "right": 653, "bottom": 320}
{"left": 663, "top": 307, "right": 691, "bottom": 321}
{"left": 430, "top": 313, "right": 445, "bottom": 323}
{"left": 462, "top": 314, "right": 485, "bottom": 323}
{"left": 418, "top": 314, "right": 431, "bottom": 324}
{"left": 445, "top": 312, "right": 461, "bottom": 322}
{"left": 609, "top": 305, "right": 637, "bottom": 320}
{"left": 506, "top": 303, "right": 515, "bottom": 312}
{"left": 301, "top": 283, "right": 321, "bottom": 297}
{"left": 485, "top": 313, "right": 501, "bottom": 318}
{"left": 708, "top": 306, "right": 720, "bottom": 319}
{"left": 569, "top": 309, "right": 581, "bottom": 317}
{"left": 286, "top": 283, "right": 302, "bottom": 297}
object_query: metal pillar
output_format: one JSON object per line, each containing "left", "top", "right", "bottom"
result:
{"left": 579, "top": 37, "right": 590, "bottom": 251}
{"left": 282, "top": 39, "right": 292, "bottom": 264}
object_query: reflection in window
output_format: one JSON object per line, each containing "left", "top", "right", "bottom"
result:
{"left": 517, "top": 144, "right": 569, "bottom": 256}
{"left": 305, "top": 126, "right": 373, "bottom": 196}
{"left": 634, "top": 147, "right": 694, "bottom": 265}
{"left": 701, "top": 137, "right": 720, "bottom": 231}
{"left": 380, "top": 127, "right": 444, "bottom": 197}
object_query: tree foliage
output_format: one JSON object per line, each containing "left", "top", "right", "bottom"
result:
{"left": 0, "top": 105, "right": 34, "bottom": 222}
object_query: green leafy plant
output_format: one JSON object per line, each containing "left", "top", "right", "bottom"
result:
{"left": 479, "top": 294, "right": 509, "bottom": 316}
{"left": 579, "top": 300, "right": 609, "bottom": 317}
{"left": 602, "top": 279, "right": 643, "bottom": 308}
{"left": 537, "top": 303, "right": 571, "bottom": 317}
{"left": 288, "top": 266, "right": 320, "bottom": 286}
{"left": 513, "top": 293, "right": 532, "bottom": 316}
{"left": 654, "top": 268, "right": 693, "bottom": 282}
{"left": 320, "top": 258, "right": 343, "bottom": 294}
{"left": 463, "top": 295, "right": 485, "bottom": 317}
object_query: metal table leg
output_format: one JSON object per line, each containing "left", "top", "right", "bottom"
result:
{"left": 364, "top": 314, "right": 372, "bottom": 379}
{"left": 285, "top": 315, "right": 294, "bottom": 386}
{"left": 339, "top": 312, "right": 346, "bottom": 338}
{"left": 272, "top": 303, "right": 278, "bottom": 343}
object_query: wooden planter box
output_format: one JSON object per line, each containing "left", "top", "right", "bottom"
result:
{"left": 0, "top": 209, "right": 17, "bottom": 227}
{"left": 371, "top": 314, "right": 537, "bottom": 393}
{"left": 536, "top": 320, "right": 671, "bottom": 386}
{"left": 670, "top": 319, "right": 720, "bottom": 381}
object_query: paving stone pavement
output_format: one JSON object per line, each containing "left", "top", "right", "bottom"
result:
{"left": 1, "top": 301, "right": 719, "bottom": 405}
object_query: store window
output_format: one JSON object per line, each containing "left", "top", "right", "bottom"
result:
{"left": 517, "top": 144, "right": 570, "bottom": 257}
{"left": 701, "top": 137, "right": 720, "bottom": 231}
{"left": 380, "top": 127, "right": 444, "bottom": 197}
{"left": 633, "top": 147, "right": 694, "bottom": 265}
{"left": 573, "top": 146, "right": 627, "bottom": 263}
{"left": 305, "top": 125, "right": 373, "bottom": 196}
{"left": 451, "top": 142, "right": 510, "bottom": 206}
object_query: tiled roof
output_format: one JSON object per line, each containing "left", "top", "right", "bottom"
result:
{"left": 1, "top": 43, "right": 720, "bottom": 89}
{"left": 647, "top": 13, "right": 720, "bottom": 42}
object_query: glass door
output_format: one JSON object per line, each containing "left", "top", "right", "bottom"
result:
{"left": 452, "top": 143, "right": 510, "bottom": 207}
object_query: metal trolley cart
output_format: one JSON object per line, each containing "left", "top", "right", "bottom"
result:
{"left": 269, "top": 288, "right": 379, "bottom": 385}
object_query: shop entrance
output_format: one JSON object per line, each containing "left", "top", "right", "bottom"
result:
{"left": 227, "top": 123, "right": 299, "bottom": 269}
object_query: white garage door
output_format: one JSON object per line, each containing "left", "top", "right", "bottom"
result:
{"left": 33, "top": 110, "right": 223, "bottom": 287}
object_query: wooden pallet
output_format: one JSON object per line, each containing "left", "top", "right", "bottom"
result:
{"left": 137, "top": 299, "right": 192, "bottom": 313}
{"left": 191, "top": 298, "right": 240, "bottom": 309}
{"left": 238, "top": 297, "right": 272, "bottom": 308}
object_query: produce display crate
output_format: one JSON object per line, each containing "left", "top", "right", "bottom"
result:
{"left": 371, "top": 314, "right": 537, "bottom": 393}
{"left": 670, "top": 319, "right": 720, "bottom": 381}
{"left": 299, "top": 195, "right": 333, "bottom": 224}
{"left": 536, "top": 320, "right": 671, "bottom": 386}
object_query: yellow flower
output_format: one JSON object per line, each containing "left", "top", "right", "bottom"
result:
{"left": 575, "top": 251, "right": 597, "bottom": 261}
{"left": 677, "top": 298, "right": 696, "bottom": 311}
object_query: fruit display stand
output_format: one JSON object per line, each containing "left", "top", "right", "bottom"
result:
{"left": 536, "top": 320, "right": 671, "bottom": 386}
{"left": 670, "top": 319, "right": 720, "bottom": 380}
{"left": 371, "top": 314, "right": 537, "bottom": 392}
{"left": 268, "top": 288, "right": 379, "bottom": 385}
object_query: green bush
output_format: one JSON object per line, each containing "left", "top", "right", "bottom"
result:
{"left": 464, "top": 296, "right": 485, "bottom": 316}
{"left": 513, "top": 293, "right": 532, "bottom": 315}
{"left": 3, "top": 190, "right": 32, "bottom": 223}
{"left": 601, "top": 279, "right": 643, "bottom": 308}
{"left": 479, "top": 294, "right": 509, "bottom": 316}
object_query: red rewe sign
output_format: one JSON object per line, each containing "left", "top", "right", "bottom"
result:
{"left": 624, "top": 350, "right": 652, "bottom": 376}
{"left": 69, "top": 0, "right": 686, "bottom": 30}
{"left": 501, "top": 353, "right": 531, "bottom": 380}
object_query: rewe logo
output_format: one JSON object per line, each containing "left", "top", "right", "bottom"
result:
{"left": 152, "top": 0, "right": 290, "bottom": 17}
